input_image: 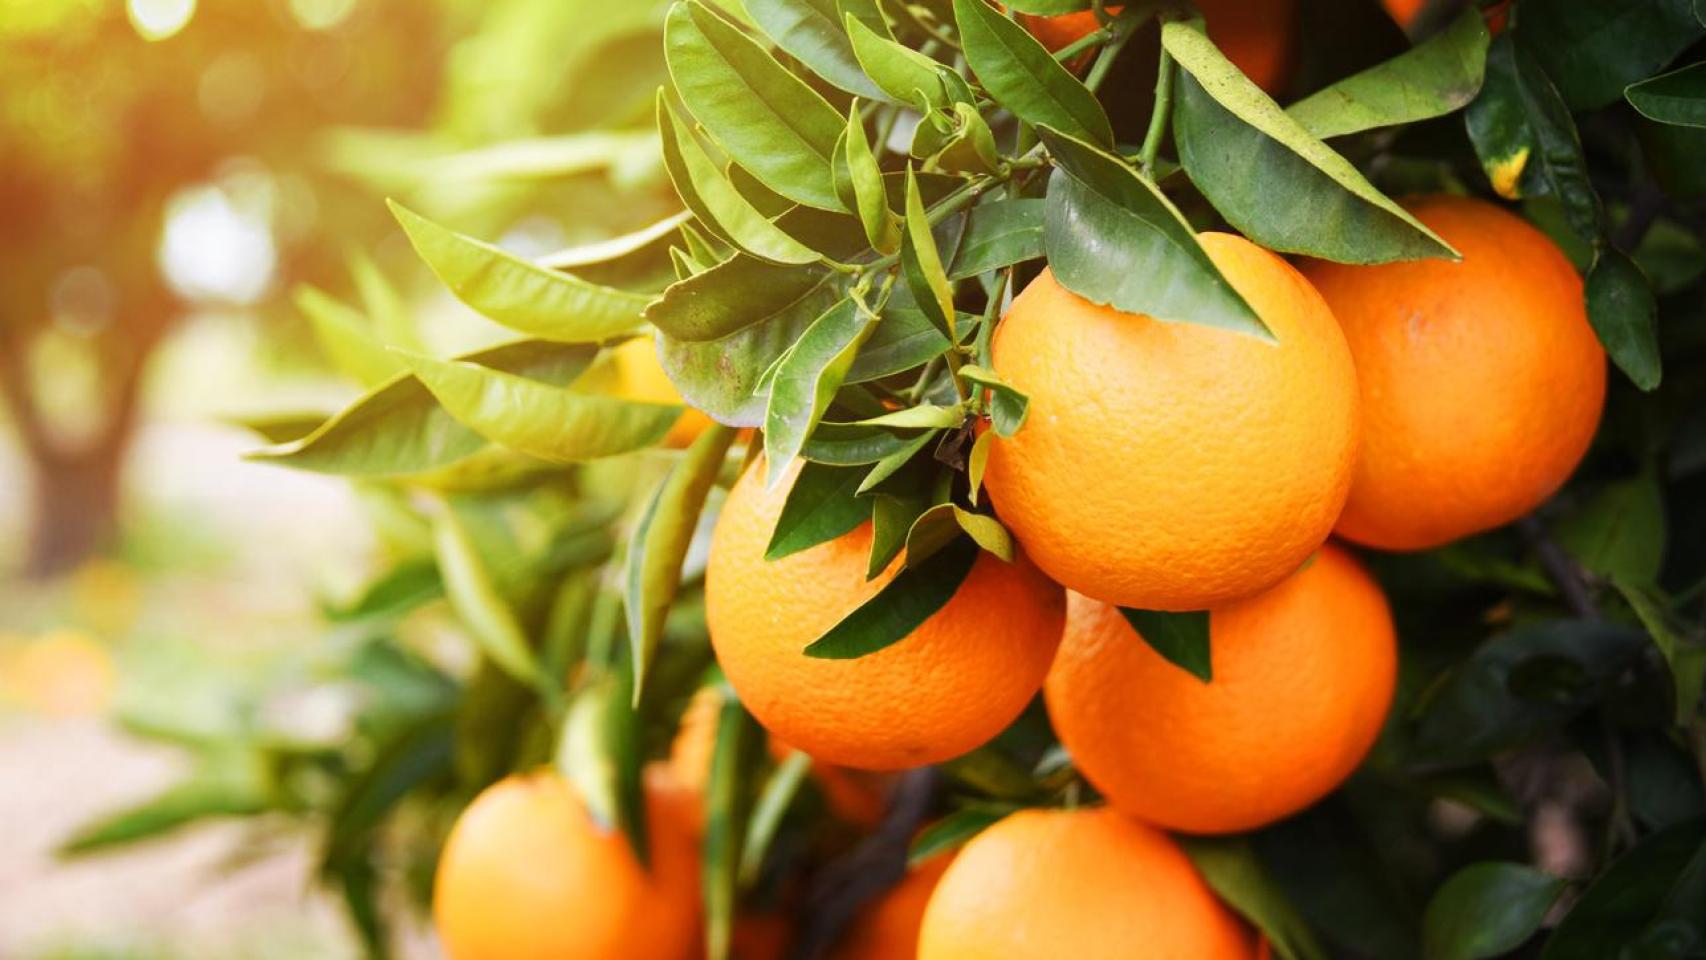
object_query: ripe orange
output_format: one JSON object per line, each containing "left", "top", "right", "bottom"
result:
{"left": 984, "top": 233, "right": 1360, "bottom": 612}
{"left": 613, "top": 334, "right": 713, "bottom": 448}
{"left": 1381, "top": 0, "right": 1425, "bottom": 25}
{"left": 1021, "top": 0, "right": 1298, "bottom": 93}
{"left": 1045, "top": 543, "right": 1397, "bottom": 834}
{"left": 916, "top": 807, "right": 1257, "bottom": 959}
{"left": 705, "top": 457, "right": 1065, "bottom": 770}
{"left": 433, "top": 768, "right": 700, "bottom": 960}
{"left": 1298, "top": 195, "right": 1606, "bottom": 551}
{"left": 834, "top": 853, "right": 955, "bottom": 960}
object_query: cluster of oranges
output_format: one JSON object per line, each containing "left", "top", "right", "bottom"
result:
{"left": 428, "top": 3, "right": 1607, "bottom": 954}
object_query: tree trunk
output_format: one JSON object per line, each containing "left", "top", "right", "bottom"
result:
{"left": 24, "top": 441, "right": 127, "bottom": 579}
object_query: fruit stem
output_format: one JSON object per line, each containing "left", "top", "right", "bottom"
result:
{"left": 1137, "top": 45, "right": 1174, "bottom": 175}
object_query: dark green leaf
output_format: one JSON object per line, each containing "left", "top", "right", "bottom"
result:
{"left": 1556, "top": 472, "right": 1666, "bottom": 584}
{"left": 404, "top": 353, "right": 683, "bottom": 462}
{"left": 323, "top": 712, "right": 455, "bottom": 870}
{"left": 765, "top": 297, "right": 878, "bottom": 480}
{"left": 844, "top": 283, "right": 955, "bottom": 382}
{"left": 1037, "top": 125, "right": 1269, "bottom": 338}
{"left": 959, "top": 364, "right": 1028, "bottom": 436}
{"left": 1119, "top": 607, "right": 1212, "bottom": 682}
{"left": 1585, "top": 248, "right": 1662, "bottom": 391}
{"left": 869, "top": 491, "right": 928, "bottom": 577}
{"left": 766, "top": 462, "right": 872, "bottom": 560}
{"left": 1626, "top": 62, "right": 1706, "bottom": 128}
{"left": 953, "top": 0, "right": 1113, "bottom": 146}
{"left": 801, "top": 422, "right": 928, "bottom": 465}
{"left": 1421, "top": 862, "right": 1565, "bottom": 960}
{"left": 738, "top": 748, "right": 813, "bottom": 885}
{"left": 805, "top": 535, "right": 980, "bottom": 658}
{"left": 909, "top": 807, "right": 1008, "bottom": 865}
{"left": 657, "top": 94, "right": 822, "bottom": 265}
{"left": 703, "top": 693, "right": 760, "bottom": 960}
{"left": 746, "top": 0, "right": 890, "bottom": 99}
{"left": 1540, "top": 820, "right": 1706, "bottom": 959}
{"left": 948, "top": 198, "right": 1046, "bottom": 279}
{"left": 1287, "top": 9, "right": 1490, "bottom": 139}
{"left": 1612, "top": 578, "right": 1706, "bottom": 727}
{"left": 625, "top": 425, "right": 739, "bottom": 700}
{"left": 1164, "top": 20, "right": 1456, "bottom": 265}
{"left": 391, "top": 202, "right": 650, "bottom": 342}
{"left": 1183, "top": 837, "right": 1330, "bottom": 960}
{"left": 666, "top": 0, "right": 848, "bottom": 211}
{"left": 1517, "top": 0, "right": 1704, "bottom": 111}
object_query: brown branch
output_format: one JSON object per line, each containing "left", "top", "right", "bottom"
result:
{"left": 1518, "top": 516, "right": 1601, "bottom": 620}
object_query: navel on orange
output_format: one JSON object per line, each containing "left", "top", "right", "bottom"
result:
{"left": 984, "top": 233, "right": 1360, "bottom": 612}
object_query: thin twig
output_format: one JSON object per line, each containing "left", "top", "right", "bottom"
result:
{"left": 1517, "top": 515, "right": 1600, "bottom": 620}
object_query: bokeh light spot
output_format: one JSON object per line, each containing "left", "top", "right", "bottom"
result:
{"left": 126, "top": 0, "right": 195, "bottom": 41}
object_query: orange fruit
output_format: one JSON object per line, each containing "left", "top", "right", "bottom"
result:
{"left": 916, "top": 807, "right": 1257, "bottom": 959}
{"left": 1021, "top": 0, "right": 1297, "bottom": 93}
{"left": 1298, "top": 195, "right": 1606, "bottom": 551}
{"left": 1381, "top": 0, "right": 1425, "bottom": 25}
{"left": 1045, "top": 543, "right": 1397, "bottom": 834}
{"left": 984, "top": 234, "right": 1360, "bottom": 612}
{"left": 433, "top": 768, "right": 700, "bottom": 960}
{"left": 705, "top": 457, "right": 1065, "bottom": 770}
{"left": 614, "top": 335, "right": 713, "bottom": 448}
{"left": 834, "top": 853, "right": 955, "bottom": 960}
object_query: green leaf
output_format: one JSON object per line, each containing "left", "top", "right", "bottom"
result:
{"left": 323, "top": 712, "right": 455, "bottom": 871}
{"left": 845, "top": 284, "right": 955, "bottom": 382}
{"left": 746, "top": 0, "right": 889, "bottom": 99}
{"left": 869, "top": 491, "right": 928, "bottom": 577}
{"left": 538, "top": 211, "right": 691, "bottom": 292}
{"left": 844, "top": 102, "right": 902, "bottom": 255}
{"left": 958, "top": 364, "right": 1028, "bottom": 436}
{"left": 1287, "top": 9, "right": 1490, "bottom": 139}
{"left": 646, "top": 252, "right": 833, "bottom": 342}
{"left": 390, "top": 202, "right": 650, "bottom": 342}
{"left": 1539, "top": 820, "right": 1706, "bottom": 960}
{"left": 250, "top": 340, "right": 596, "bottom": 476}
{"left": 951, "top": 506, "right": 1014, "bottom": 561}
{"left": 766, "top": 461, "right": 872, "bottom": 560}
{"left": 659, "top": 279, "right": 844, "bottom": 425}
{"left": 948, "top": 198, "right": 1046, "bottom": 279}
{"left": 1164, "top": 20, "right": 1457, "bottom": 265}
{"left": 1556, "top": 473, "right": 1667, "bottom": 585}
{"left": 909, "top": 807, "right": 1008, "bottom": 865}
{"left": 1413, "top": 621, "right": 1646, "bottom": 765}
{"left": 348, "top": 249, "right": 420, "bottom": 351}
{"left": 702, "top": 693, "right": 759, "bottom": 960}
{"left": 296, "top": 284, "right": 404, "bottom": 386}
{"left": 801, "top": 422, "right": 928, "bottom": 465}
{"left": 738, "top": 749, "right": 813, "bottom": 885}
{"left": 403, "top": 353, "right": 683, "bottom": 462}
{"left": 666, "top": 0, "right": 848, "bottom": 211}
{"left": 1612, "top": 578, "right": 1706, "bottom": 727}
{"left": 625, "top": 425, "right": 739, "bottom": 701}
{"left": 1036, "top": 126, "right": 1269, "bottom": 338}
{"left": 1119, "top": 607, "right": 1212, "bottom": 682}
{"left": 805, "top": 535, "right": 980, "bottom": 659}
{"left": 845, "top": 12, "right": 951, "bottom": 111}
{"left": 765, "top": 298, "right": 880, "bottom": 483}
{"left": 1182, "top": 837, "right": 1330, "bottom": 960}
{"left": 1464, "top": 34, "right": 1601, "bottom": 248}
{"left": 929, "top": 102, "right": 1002, "bottom": 175}
{"left": 853, "top": 403, "right": 965, "bottom": 429}
{"left": 1517, "top": 0, "right": 1705, "bottom": 111}
{"left": 1626, "top": 62, "right": 1706, "bottom": 128}
{"left": 1585, "top": 248, "right": 1663, "bottom": 391}
{"left": 856, "top": 428, "right": 938, "bottom": 494}
{"left": 967, "top": 429, "right": 993, "bottom": 505}
{"left": 953, "top": 0, "right": 1112, "bottom": 145}
{"left": 657, "top": 94, "right": 824, "bottom": 266}
{"left": 1421, "top": 862, "right": 1565, "bottom": 960}
{"left": 557, "top": 674, "right": 647, "bottom": 854}
{"left": 431, "top": 501, "right": 546, "bottom": 690}
{"left": 59, "top": 754, "right": 271, "bottom": 855}
{"left": 902, "top": 167, "right": 958, "bottom": 340}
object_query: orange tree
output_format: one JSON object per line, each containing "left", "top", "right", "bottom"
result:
{"left": 66, "top": 0, "right": 1706, "bottom": 957}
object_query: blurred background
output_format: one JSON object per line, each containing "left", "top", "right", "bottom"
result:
{"left": 0, "top": 0, "right": 675, "bottom": 956}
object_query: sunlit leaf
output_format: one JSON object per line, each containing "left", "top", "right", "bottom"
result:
{"left": 845, "top": 12, "right": 952, "bottom": 111}
{"left": 901, "top": 167, "right": 958, "bottom": 340}
{"left": 432, "top": 500, "right": 547, "bottom": 690}
{"left": 958, "top": 364, "right": 1028, "bottom": 436}
{"left": 766, "top": 461, "right": 872, "bottom": 560}
{"left": 646, "top": 251, "right": 834, "bottom": 342}
{"left": 746, "top": 0, "right": 889, "bottom": 99}
{"left": 765, "top": 297, "right": 880, "bottom": 484}
{"left": 843, "top": 101, "right": 902, "bottom": 255}
{"left": 296, "top": 284, "right": 405, "bottom": 387}
{"left": 953, "top": 0, "right": 1113, "bottom": 146}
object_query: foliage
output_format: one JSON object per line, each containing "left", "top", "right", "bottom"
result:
{"left": 59, "top": 0, "right": 1706, "bottom": 957}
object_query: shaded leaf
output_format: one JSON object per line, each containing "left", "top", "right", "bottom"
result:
{"left": 1183, "top": 837, "right": 1330, "bottom": 960}
{"left": 869, "top": 491, "right": 928, "bottom": 577}
{"left": 431, "top": 501, "right": 546, "bottom": 690}
{"left": 1119, "top": 607, "right": 1212, "bottom": 682}
{"left": 1585, "top": 248, "right": 1662, "bottom": 391}
{"left": 557, "top": 674, "right": 647, "bottom": 856}
{"left": 801, "top": 422, "right": 928, "bottom": 465}
{"left": 1518, "top": 0, "right": 1704, "bottom": 111}
{"left": 391, "top": 202, "right": 650, "bottom": 342}
{"left": 909, "top": 807, "right": 1009, "bottom": 865}
{"left": 703, "top": 693, "right": 760, "bottom": 960}
{"left": 1421, "top": 862, "right": 1565, "bottom": 960}
{"left": 625, "top": 425, "right": 739, "bottom": 700}
{"left": 805, "top": 536, "right": 980, "bottom": 658}
{"left": 1037, "top": 126, "right": 1268, "bottom": 337}
{"left": 1164, "top": 20, "right": 1456, "bottom": 264}
{"left": 844, "top": 283, "right": 955, "bottom": 382}
{"left": 948, "top": 198, "right": 1046, "bottom": 279}
{"left": 1612, "top": 578, "right": 1706, "bottom": 727}
{"left": 959, "top": 364, "right": 1028, "bottom": 436}
{"left": 1539, "top": 820, "right": 1706, "bottom": 959}
{"left": 766, "top": 462, "right": 872, "bottom": 560}
{"left": 738, "top": 748, "right": 813, "bottom": 885}
{"left": 1626, "top": 62, "right": 1706, "bottom": 129}
{"left": 1556, "top": 472, "right": 1666, "bottom": 585}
